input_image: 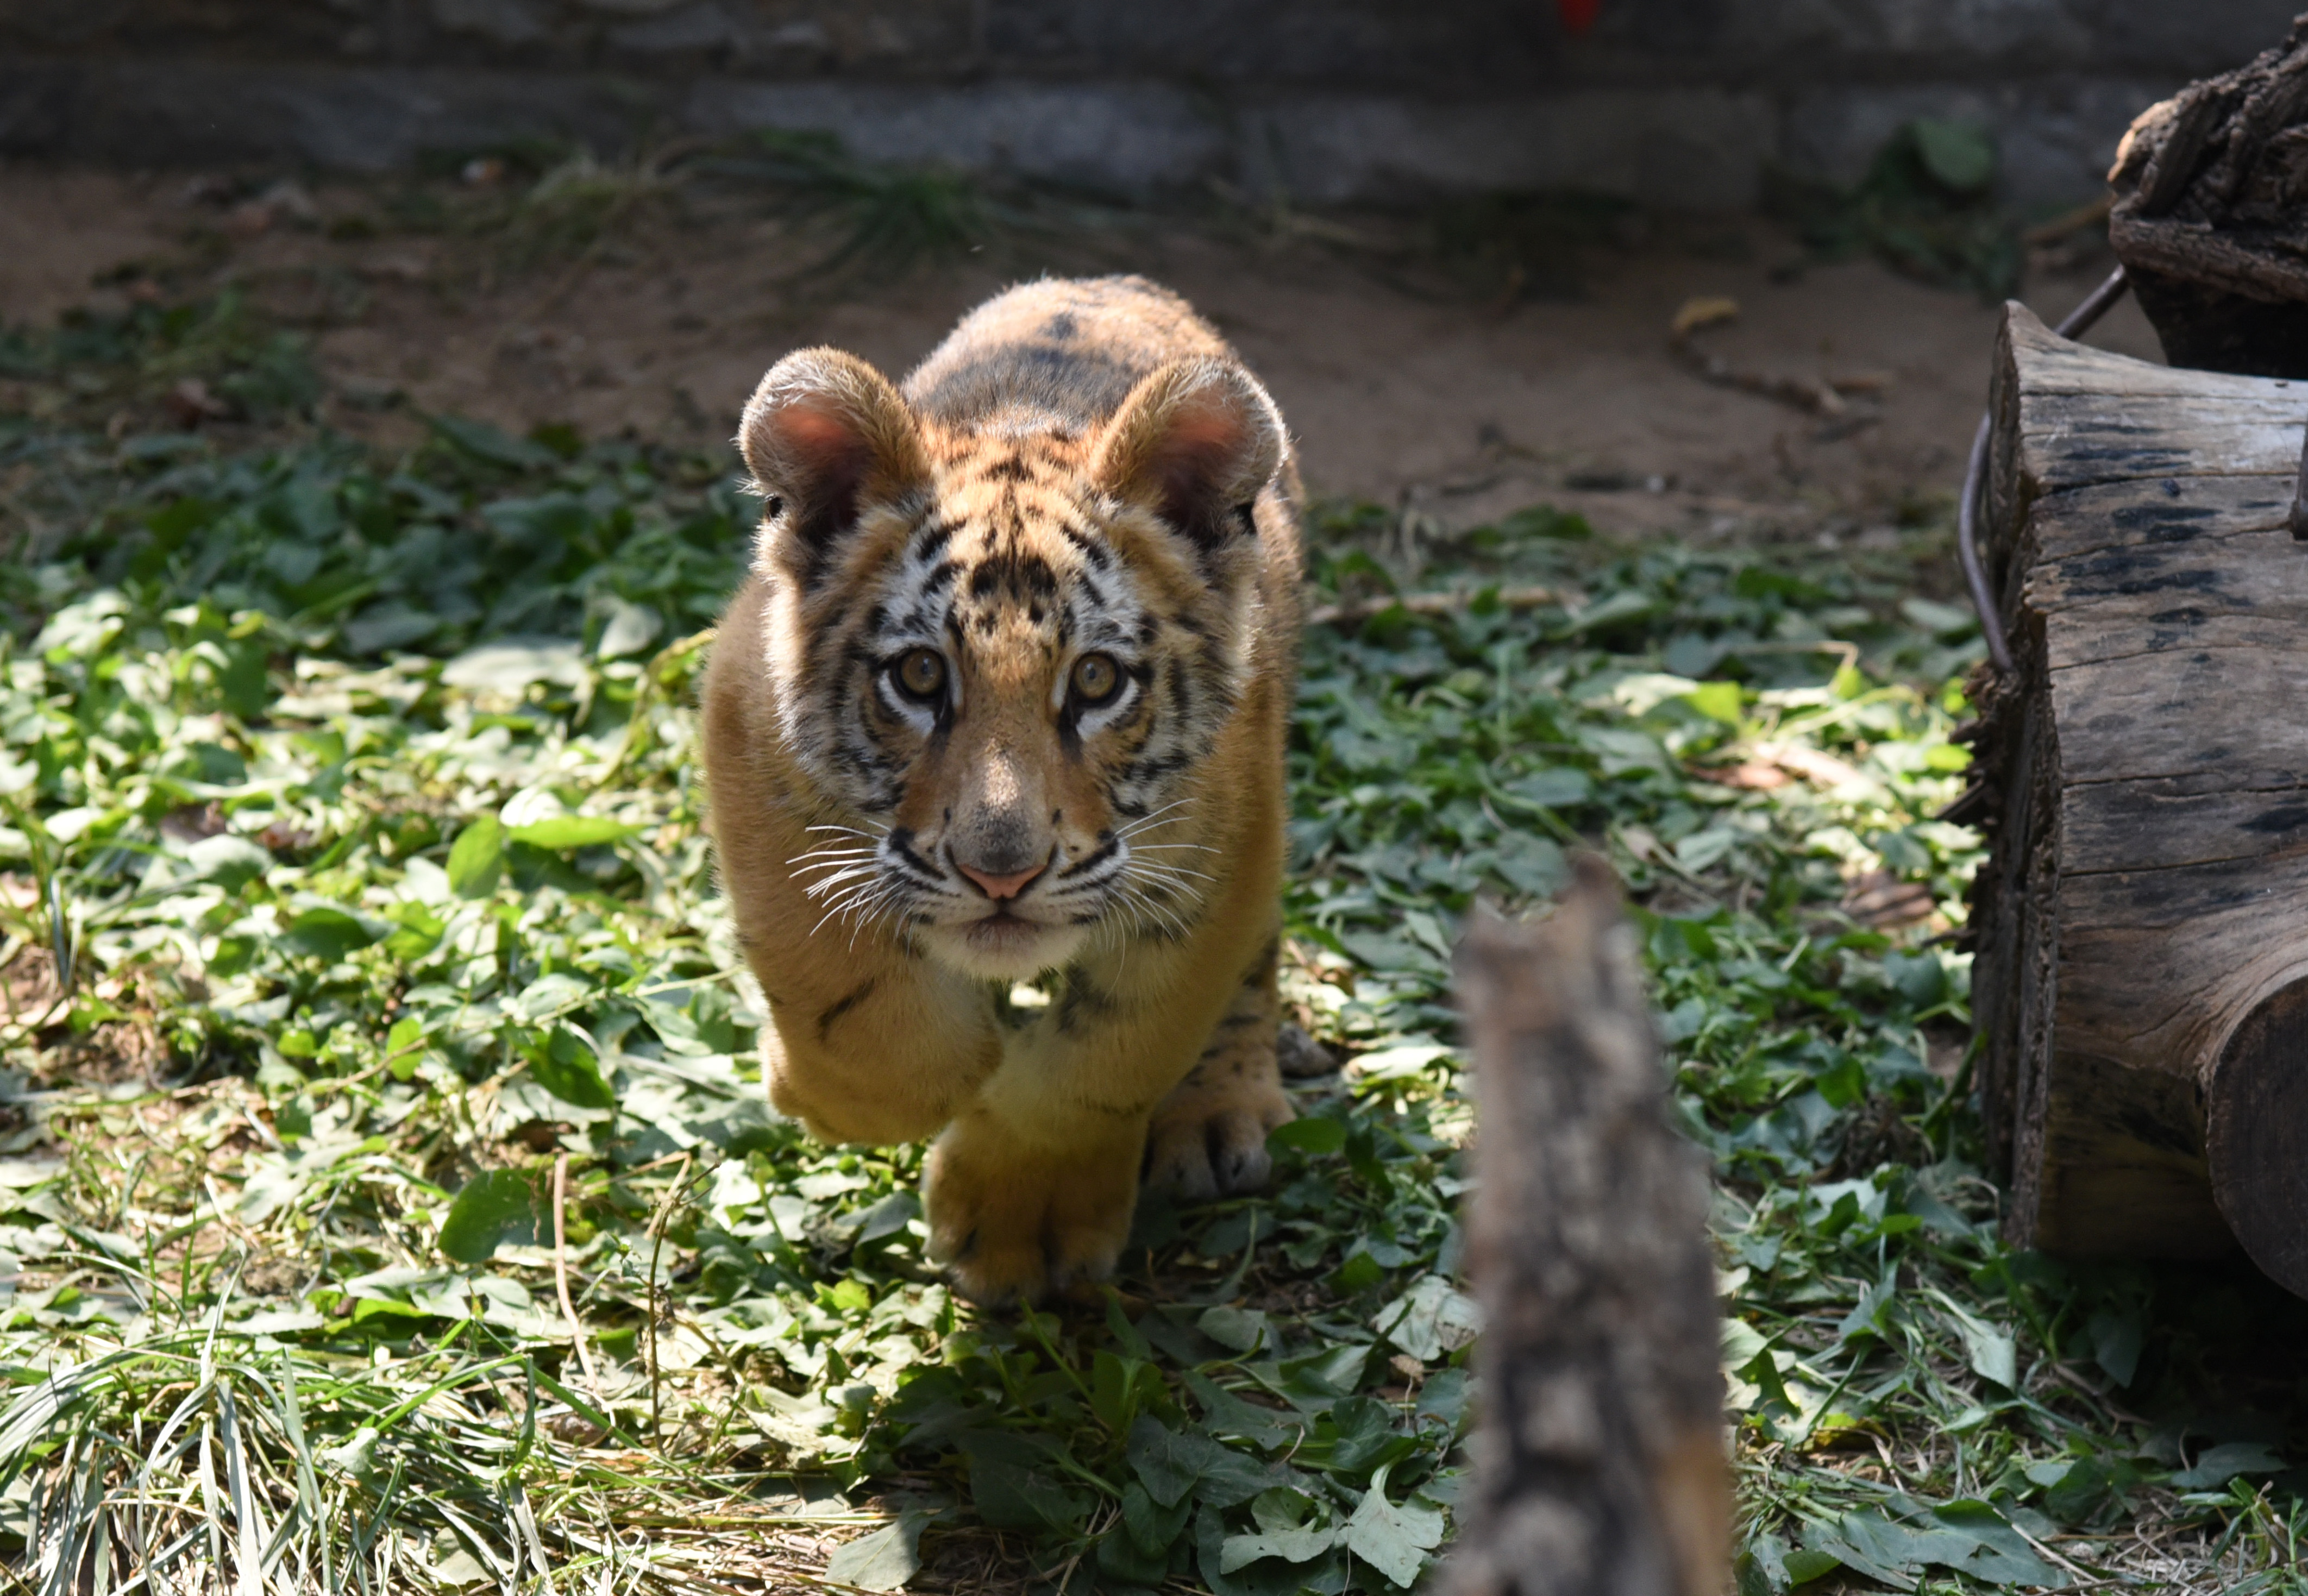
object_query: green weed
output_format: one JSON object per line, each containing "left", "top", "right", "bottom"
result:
{"left": 1766, "top": 118, "right": 2024, "bottom": 302}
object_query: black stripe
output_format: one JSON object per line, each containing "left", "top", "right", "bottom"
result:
{"left": 817, "top": 978, "right": 878, "bottom": 1042}
{"left": 1059, "top": 835, "right": 1119, "bottom": 879}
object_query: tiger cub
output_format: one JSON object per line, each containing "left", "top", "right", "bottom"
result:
{"left": 701, "top": 275, "right": 1301, "bottom": 1304}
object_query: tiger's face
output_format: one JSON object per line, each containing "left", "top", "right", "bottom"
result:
{"left": 738, "top": 350, "right": 1284, "bottom": 983}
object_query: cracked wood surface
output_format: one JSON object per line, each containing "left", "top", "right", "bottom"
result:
{"left": 1975, "top": 303, "right": 2308, "bottom": 1285}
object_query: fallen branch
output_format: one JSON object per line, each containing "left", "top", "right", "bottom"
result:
{"left": 1667, "top": 296, "right": 1893, "bottom": 417}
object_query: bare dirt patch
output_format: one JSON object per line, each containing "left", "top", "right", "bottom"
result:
{"left": 0, "top": 160, "right": 2166, "bottom": 553}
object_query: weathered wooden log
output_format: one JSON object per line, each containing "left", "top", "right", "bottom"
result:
{"left": 1445, "top": 858, "right": 1728, "bottom": 1596}
{"left": 1970, "top": 301, "right": 2308, "bottom": 1292}
{"left": 2108, "top": 11, "right": 2308, "bottom": 377}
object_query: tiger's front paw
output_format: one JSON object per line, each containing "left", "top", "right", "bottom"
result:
{"left": 1143, "top": 1028, "right": 1294, "bottom": 1202}
{"left": 923, "top": 1114, "right": 1142, "bottom": 1305}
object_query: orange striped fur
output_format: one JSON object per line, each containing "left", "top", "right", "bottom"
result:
{"left": 701, "top": 277, "right": 1301, "bottom": 1303}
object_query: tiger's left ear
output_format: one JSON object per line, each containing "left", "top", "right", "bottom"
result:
{"left": 1090, "top": 358, "right": 1284, "bottom": 549}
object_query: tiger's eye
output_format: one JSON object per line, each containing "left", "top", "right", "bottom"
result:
{"left": 1071, "top": 653, "right": 1120, "bottom": 705}
{"left": 894, "top": 648, "right": 946, "bottom": 701}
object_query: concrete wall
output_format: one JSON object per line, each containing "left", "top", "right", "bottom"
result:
{"left": 1, "top": 0, "right": 2299, "bottom": 209}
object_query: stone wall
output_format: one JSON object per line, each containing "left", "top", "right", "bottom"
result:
{"left": 2, "top": 0, "right": 2299, "bottom": 208}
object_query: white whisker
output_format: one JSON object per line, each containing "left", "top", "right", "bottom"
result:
{"left": 848, "top": 881, "right": 904, "bottom": 949}
{"left": 1116, "top": 800, "right": 1193, "bottom": 838}
{"left": 1126, "top": 859, "right": 1215, "bottom": 884}
{"left": 800, "top": 864, "right": 881, "bottom": 899}
{"left": 817, "top": 874, "right": 889, "bottom": 918}
{"left": 1113, "top": 875, "right": 1188, "bottom": 940}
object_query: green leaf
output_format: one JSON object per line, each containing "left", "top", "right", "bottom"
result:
{"left": 597, "top": 598, "right": 664, "bottom": 659}
{"left": 825, "top": 1510, "right": 931, "bottom": 1593}
{"left": 1781, "top": 1548, "right": 1841, "bottom": 1584}
{"left": 1096, "top": 1528, "right": 1172, "bottom": 1587}
{"left": 447, "top": 816, "right": 505, "bottom": 898}
{"left": 185, "top": 834, "right": 271, "bottom": 892}
{"left": 1221, "top": 1518, "right": 1333, "bottom": 1571}
{"left": 1492, "top": 830, "right": 1567, "bottom": 896}
{"left": 2172, "top": 1440, "right": 2286, "bottom": 1490}
{"left": 1125, "top": 1417, "right": 1281, "bottom": 1511}
{"left": 441, "top": 637, "right": 586, "bottom": 694}
{"left": 1127, "top": 1416, "right": 1205, "bottom": 1507}
{"left": 1800, "top": 1523, "right": 1914, "bottom": 1591}
{"left": 383, "top": 903, "right": 447, "bottom": 962}
{"left": 437, "top": 1168, "right": 544, "bottom": 1264}
{"left": 428, "top": 413, "right": 553, "bottom": 469}
{"left": 959, "top": 1434, "right": 1090, "bottom": 1532}
{"left": 2089, "top": 1306, "right": 2142, "bottom": 1388}
{"left": 1504, "top": 766, "right": 1592, "bottom": 809}
{"left": 1372, "top": 1274, "right": 1482, "bottom": 1363}
{"left": 1184, "top": 1372, "right": 1308, "bottom": 1451}
{"left": 1107, "top": 1291, "right": 1154, "bottom": 1361}
{"left": 1929, "top": 1291, "right": 2016, "bottom": 1388}
{"left": 522, "top": 1026, "right": 615, "bottom": 1110}
{"left": 1269, "top": 1116, "right": 1347, "bottom": 1156}
{"left": 280, "top": 908, "right": 380, "bottom": 963}
{"left": 1340, "top": 1465, "right": 1445, "bottom": 1589}
{"left": 1884, "top": 948, "right": 1945, "bottom": 1008}
{"left": 1901, "top": 596, "right": 1983, "bottom": 638}
{"left": 1926, "top": 1500, "right": 2063, "bottom": 1585}
{"left": 1091, "top": 1350, "right": 1163, "bottom": 1434}
{"left": 508, "top": 815, "right": 639, "bottom": 851}
{"left": 1196, "top": 1505, "right": 1327, "bottom": 1596}
{"left": 1684, "top": 680, "right": 1744, "bottom": 726}
{"left": 1814, "top": 1054, "right": 1867, "bottom": 1109}
{"left": 1121, "top": 1479, "right": 1191, "bottom": 1556}
{"left": 1196, "top": 1306, "right": 1270, "bottom": 1355}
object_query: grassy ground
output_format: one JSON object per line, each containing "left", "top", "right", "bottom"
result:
{"left": 0, "top": 235, "right": 2304, "bottom": 1596}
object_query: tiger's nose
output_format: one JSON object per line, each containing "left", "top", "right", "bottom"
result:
{"left": 957, "top": 860, "right": 1045, "bottom": 901}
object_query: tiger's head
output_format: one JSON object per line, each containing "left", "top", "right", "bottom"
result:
{"left": 735, "top": 345, "right": 1288, "bottom": 983}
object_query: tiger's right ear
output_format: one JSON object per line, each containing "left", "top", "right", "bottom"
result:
{"left": 738, "top": 349, "right": 930, "bottom": 564}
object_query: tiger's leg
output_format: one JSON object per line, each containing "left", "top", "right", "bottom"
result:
{"left": 1142, "top": 934, "right": 1295, "bottom": 1199}
{"left": 924, "top": 934, "right": 1291, "bottom": 1303}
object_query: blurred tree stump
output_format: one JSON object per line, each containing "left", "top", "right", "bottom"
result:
{"left": 1967, "top": 301, "right": 2308, "bottom": 1294}
{"left": 1444, "top": 858, "right": 1728, "bottom": 1596}
{"left": 2110, "top": 10, "right": 2308, "bottom": 376}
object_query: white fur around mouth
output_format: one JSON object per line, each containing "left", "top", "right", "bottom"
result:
{"left": 924, "top": 910, "right": 1089, "bottom": 981}
{"left": 964, "top": 912, "right": 1046, "bottom": 952}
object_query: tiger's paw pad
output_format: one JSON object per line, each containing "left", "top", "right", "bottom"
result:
{"left": 1143, "top": 1049, "right": 1294, "bottom": 1202}
{"left": 923, "top": 1126, "right": 1136, "bottom": 1305}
